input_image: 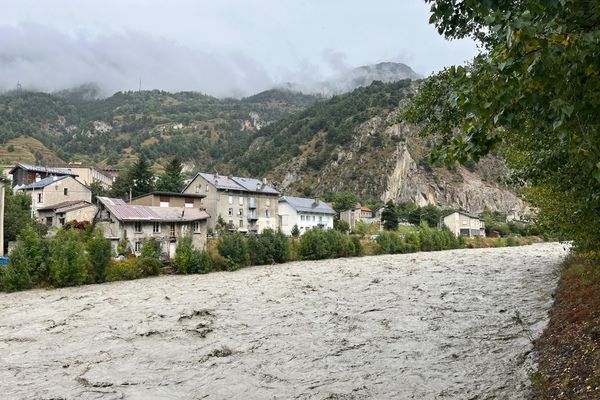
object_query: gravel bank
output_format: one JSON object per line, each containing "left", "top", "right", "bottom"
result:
{"left": 0, "top": 243, "right": 567, "bottom": 399}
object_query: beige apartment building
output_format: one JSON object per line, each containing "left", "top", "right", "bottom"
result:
{"left": 442, "top": 211, "right": 486, "bottom": 237}
{"left": 49, "top": 163, "right": 114, "bottom": 189}
{"left": 182, "top": 173, "right": 279, "bottom": 233}
{"left": 16, "top": 176, "right": 92, "bottom": 216}
{"left": 131, "top": 191, "right": 205, "bottom": 208}
{"left": 95, "top": 197, "right": 209, "bottom": 258}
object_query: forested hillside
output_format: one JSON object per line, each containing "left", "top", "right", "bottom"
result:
{"left": 0, "top": 87, "right": 319, "bottom": 168}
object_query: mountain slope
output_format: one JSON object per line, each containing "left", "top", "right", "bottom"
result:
{"left": 234, "top": 80, "right": 525, "bottom": 213}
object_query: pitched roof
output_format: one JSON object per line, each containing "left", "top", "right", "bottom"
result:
{"left": 360, "top": 206, "right": 372, "bottom": 212}
{"left": 184, "top": 172, "right": 279, "bottom": 194}
{"left": 279, "top": 196, "right": 336, "bottom": 215}
{"left": 97, "top": 197, "right": 209, "bottom": 222}
{"left": 37, "top": 200, "right": 94, "bottom": 213}
{"left": 18, "top": 175, "right": 70, "bottom": 190}
{"left": 9, "top": 163, "right": 78, "bottom": 177}
{"left": 446, "top": 210, "right": 483, "bottom": 220}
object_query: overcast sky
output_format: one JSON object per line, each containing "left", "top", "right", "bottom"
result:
{"left": 0, "top": 0, "right": 478, "bottom": 97}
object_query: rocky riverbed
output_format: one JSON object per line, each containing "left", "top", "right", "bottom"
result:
{"left": 0, "top": 243, "right": 567, "bottom": 399}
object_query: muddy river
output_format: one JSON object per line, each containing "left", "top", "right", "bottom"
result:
{"left": 0, "top": 243, "right": 567, "bottom": 399}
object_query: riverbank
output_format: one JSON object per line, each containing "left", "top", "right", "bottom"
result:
{"left": 0, "top": 243, "right": 565, "bottom": 399}
{"left": 533, "top": 254, "right": 600, "bottom": 399}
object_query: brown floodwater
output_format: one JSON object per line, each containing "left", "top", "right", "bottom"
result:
{"left": 0, "top": 243, "right": 567, "bottom": 399}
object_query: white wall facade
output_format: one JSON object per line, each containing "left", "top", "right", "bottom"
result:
{"left": 278, "top": 202, "right": 334, "bottom": 236}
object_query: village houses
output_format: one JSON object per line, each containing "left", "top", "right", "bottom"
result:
{"left": 16, "top": 175, "right": 92, "bottom": 217}
{"left": 182, "top": 173, "right": 279, "bottom": 234}
{"left": 48, "top": 163, "right": 115, "bottom": 189}
{"left": 8, "top": 163, "right": 78, "bottom": 188}
{"left": 340, "top": 203, "right": 381, "bottom": 230}
{"left": 442, "top": 211, "right": 486, "bottom": 237}
{"left": 278, "top": 196, "right": 336, "bottom": 236}
{"left": 95, "top": 197, "right": 210, "bottom": 258}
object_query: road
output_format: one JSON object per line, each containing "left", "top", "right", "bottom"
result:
{"left": 0, "top": 243, "right": 567, "bottom": 399}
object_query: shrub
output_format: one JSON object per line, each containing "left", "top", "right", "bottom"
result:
{"left": 217, "top": 232, "right": 249, "bottom": 270}
{"left": 141, "top": 238, "right": 162, "bottom": 260}
{"left": 270, "top": 230, "right": 291, "bottom": 263}
{"left": 187, "top": 250, "right": 212, "bottom": 274}
{"left": 138, "top": 257, "right": 162, "bottom": 276}
{"left": 0, "top": 225, "right": 45, "bottom": 292}
{"left": 404, "top": 231, "right": 421, "bottom": 250}
{"left": 48, "top": 229, "right": 89, "bottom": 288}
{"left": 106, "top": 259, "right": 143, "bottom": 281}
{"left": 1, "top": 244, "right": 34, "bottom": 292}
{"left": 86, "top": 228, "right": 112, "bottom": 283}
{"left": 299, "top": 229, "right": 329, "bottom": 260}
{"left": 506, "top": 236, "right": 520, "bottom": 247}
{"left": 175, "top": 234, "right": 194, "bottom": 274}
{"left": 248, "top": 235, "right": 272, "bottom": 265}
{"left": 350, "top": 236, "right": 363, "bottom": 256}
{"left": 376, "top": 231, "right": 403, "bottom": 254}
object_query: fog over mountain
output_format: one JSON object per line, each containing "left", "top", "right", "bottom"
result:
{"left": 0, "top": 24, "right": 273, "bottom": 97}
{"left": 0, "top": 1, "right": 478, "bottom": 97}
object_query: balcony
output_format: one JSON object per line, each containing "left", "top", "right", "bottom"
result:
{"left": 247, "top": 212, "right": 258, "bottom": 221}
{"left": 248, "top": 200, "right": 257, "bottom": 209}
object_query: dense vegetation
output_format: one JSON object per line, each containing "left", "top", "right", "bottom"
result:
{"left": 233, "top": 80, "right": 414, "bottom": 177}
{"left": 405, "top": 0, "right": 600, "bottom": 253}
{"left": 0, "top": 87, "right": 319, "bottom": 168}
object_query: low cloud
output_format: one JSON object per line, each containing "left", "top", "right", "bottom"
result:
{"left": 0, "top": 23, "right": 274, "bottom": 97}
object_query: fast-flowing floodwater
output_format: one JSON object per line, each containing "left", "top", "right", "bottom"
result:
{"left": 0, "top": 243, "right": 567, "bottom": 399}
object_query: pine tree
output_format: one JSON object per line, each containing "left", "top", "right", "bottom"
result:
{"left": 156, "top": 157, "right": 184, "bottom": 192}
{"left": 129, "top": 155, "right": 155, "bottom": 197}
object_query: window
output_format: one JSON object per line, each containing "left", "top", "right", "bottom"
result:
{"left": 301, "top": 215, "right": 305, "bottom": 221}
{"left": 195, "top": 185, "right": 201, "bottom": 193}
{"left": 59, "top": 217, "right": 65, "bottom": 226}
{"left": 159, "top": 196, "right": 169, "bottom": 207}
{"left": 319, "top": 216, "right": 323, "bottom": 223}
{"left": 239, "top": 196, "right": 244, "bottom": 205}
{"left": 46, "top": 217, "right": 53, "bottom": 226}
{"left": 153, "top": 222, "right": 160, "bottom": 233}
{"left": 170, "top": 223, "right": 176, "bottom": 237}
{"left": 238, "top": 208, "right": 243, "bottom": 216}
{"left": 228, "top": 195, "right": 233, "bottom": 204}
{"left": 193, "top": 221, "right": 201, "bottom": 233}
{"left": 228, "top": 219, "right": 233, "bottom": 227}
{"left": 266, "top": 198, "right": 270, "bottom": 206}
{"left": 185, "top": 198, "right": 194, "bottom": 208}
{"left": 239, "top": 219, "right": 244, "bottom": 228}
{"left": 37, "top": 193, "right": 43, "bottom": 203}
{"left": 228, "top": 208, "right": 233, "bottom": 216}
{"left": 134, "top": 221, "right": 142, "bottom": 232}
{"left": 135, "top": 242, "right": 141, "bottom": 253}
{"left": 265, "top": 209, "right": 270, "bottom": 218}
{"left": 312, "top": 216, "right": 316, "bottom": 222}
{"left": 63, "top": 188, "right": 68, "bottom": 196}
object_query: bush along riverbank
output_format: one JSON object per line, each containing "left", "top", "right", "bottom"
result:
{"left": 532, "top": 254, "right": 600, "bottom": 399}
{"left": 0, "top": 224, "right": 542, "bottom": 293}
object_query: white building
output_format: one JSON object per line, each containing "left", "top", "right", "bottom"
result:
{"left": 442, "top": 211, "right": 486, "bottom": 237}
{"left": 278, "top": 196, "right": 336, "bottom": 236}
